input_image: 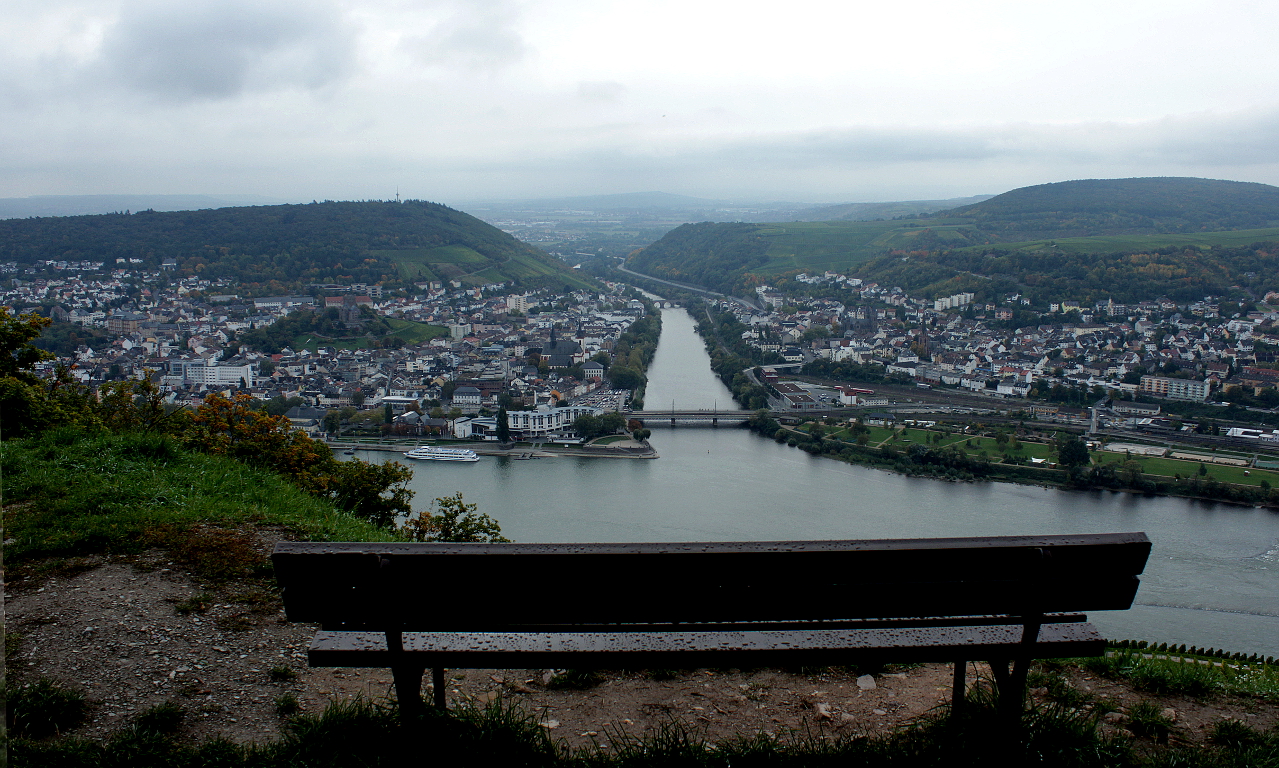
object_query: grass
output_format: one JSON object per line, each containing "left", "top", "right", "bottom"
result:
{"left": 13, "top": 674, "right": 1279, "bottom": 767}
{"left": 7, "top": 677, "right": 87, "bottom": 739}
{"left": 1082, "top": 649, "right": 1279, "bottom": 701}
{"left": 0, "top": 430, "right": 398, "bottom": 575}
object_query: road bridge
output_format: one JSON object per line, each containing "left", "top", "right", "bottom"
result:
{"left": 630, "top": 409, "right": 752, "bottom": 426}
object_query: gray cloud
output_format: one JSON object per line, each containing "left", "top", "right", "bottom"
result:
{"left": 400, "top": 2, "right": 529, "bottom": 73}
{"left": 98, "top": 0, "right": 356, "bottom": 100}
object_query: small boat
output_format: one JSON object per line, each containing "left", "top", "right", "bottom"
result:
{"left": 403, "top": 446, "right": 480, "bottom": 462}
{"left": 343, "top": 449, "right": 355, "bottom": 455}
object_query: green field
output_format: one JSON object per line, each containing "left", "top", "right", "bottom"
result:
{"left": 956, "top": 226, "right": 1279, "bottom": 256}
{"left": 374, "top": 246, "right": 491, "bottom": 281}
{"left": 810, "top": 421, "right": 1279, "bottom": 487}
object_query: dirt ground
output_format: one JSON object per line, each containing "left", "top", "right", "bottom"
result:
{"left": 8, "top": 550, "right": 1279, "bottom": 752}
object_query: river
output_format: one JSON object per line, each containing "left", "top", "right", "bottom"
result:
{"left": 360, "top": 308, "right": 1279, "bottom": 656}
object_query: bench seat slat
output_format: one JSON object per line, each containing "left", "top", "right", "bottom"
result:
{"left": 308, "top": 622, "right": 1104, "bottom": 669}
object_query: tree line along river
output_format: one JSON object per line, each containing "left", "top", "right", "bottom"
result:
{"left": 359, "top": 307, "right": 1279, "bottom": 657}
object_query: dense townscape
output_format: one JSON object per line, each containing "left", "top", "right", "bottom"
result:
{"left": 712, "top": 271, "right": 1279, "bottom": 428}
{"left": 4, "top": 262, "right": 656, "bottom": 441}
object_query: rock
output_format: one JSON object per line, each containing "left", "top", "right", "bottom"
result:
{"left": 813, "top": 703, "right": 833, "bottom": 720}
{"left": 540, "top": 719, "right": 560, "bottom": 729}
{"left": 856, "top": 675, "right": 876, "bottom": 690}
{"left": 1104, "top": 711, "right": 1126, "bottom": 724}
{"left": 1162, "top": 707, "right": 1177, "bottom": 723}
{"left": 873, "top": 708, "right": 887, "bottom": 715}
{"left": 840, "top": 713, "right": 858, "bottom": 723}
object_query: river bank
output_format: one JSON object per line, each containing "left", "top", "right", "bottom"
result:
{"left": 759, "top": 417, "right": 1279, "bottom": 511}
{"left": 331, "top": 439, "right": 658, "bottom": 459}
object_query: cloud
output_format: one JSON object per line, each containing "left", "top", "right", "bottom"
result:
{"left": 399, "top": 1, "right": 529, "bottom": 73}
{"left": 98, "top": 0, "right": 356, "bottom": 101}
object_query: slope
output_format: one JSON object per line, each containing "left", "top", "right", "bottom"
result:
{"left": 0, "top": 199, "right": 593, "bottom": 291}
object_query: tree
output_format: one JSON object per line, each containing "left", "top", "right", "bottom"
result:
{"left": 1056, "top": 435, "right": 1091, "bottom": 472}
{"left": 321, "top": 459, "right": 414, "bottom": 528}
{"left": 323, "top": 410, "right": 343, "bottom": 435}
{"left": 496, "top": 406, "right": 510, "bottom": 443}
{"left": 400, "top": 492, "right": 509, "bottom": 543}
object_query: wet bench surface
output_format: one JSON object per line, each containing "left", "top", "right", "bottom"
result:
{"left": 272, "top": 532, "right": 1151, "bottom": 715}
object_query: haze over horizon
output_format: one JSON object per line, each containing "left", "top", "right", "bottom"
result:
{"left": 6, "top": 0, "right": 1279, "bottom": 205}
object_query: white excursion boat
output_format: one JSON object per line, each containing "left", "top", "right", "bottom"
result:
{"left": 402, "top": 446, "right": 480, "bottom": 462}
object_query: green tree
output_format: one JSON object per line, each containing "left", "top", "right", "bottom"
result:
{"left": 400, "top": 492, "right": 509, "bottom": 543}
{"left": 321, "top": 459, "right": 414, "bottom": 528}
{"left": 496, "top": 406, "right": 510, "bottom": 443}
{"left": 1056, "top": 435, "right": 1091, "bottom": 472}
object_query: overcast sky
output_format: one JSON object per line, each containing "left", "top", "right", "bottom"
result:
{"left": 4, "top": 0, "right": 1279, "bottom": 204}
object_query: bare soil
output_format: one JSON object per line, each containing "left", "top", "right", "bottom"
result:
{"left": 8, "top": 545, "right": 1279, "bottom": 752}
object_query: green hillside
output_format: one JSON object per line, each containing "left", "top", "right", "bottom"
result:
{"left": 627, "top": 177, "right": 1279, "bottom": 297}
{"left": 627, "top": 220, "right": 992, "bottom": 292}
{"left": 0, "top": 199, "right": 593, "bottom": 292}
{"left": 937, "top": 177, "right": 1279, "bottom": 240}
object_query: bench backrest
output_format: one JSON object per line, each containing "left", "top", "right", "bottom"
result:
{"left": 272, "top": 533, "right": 1150, "bottom": 631}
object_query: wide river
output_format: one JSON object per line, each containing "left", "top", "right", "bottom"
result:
{"left": 360, "top": 308, "right": 1279, "bottom": 656}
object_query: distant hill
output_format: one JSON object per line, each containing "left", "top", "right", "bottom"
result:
{"left": 0, "top": 200, "right": 592, "bottom": 292}
{"left": 0, "top": 194, "right": 290, "bottom": 219}
{"left": 626, "top": 177, "right": 1279, "bottom": 300}
{"left": 934, "top": 177, "right": 1279, "bottom": 239}
{"left": 789, "top": 195, "right": 995, "bottom": 222}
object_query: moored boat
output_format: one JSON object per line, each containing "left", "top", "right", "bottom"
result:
{"left": 402, "top": 446, "right": 480, "bottom": 462}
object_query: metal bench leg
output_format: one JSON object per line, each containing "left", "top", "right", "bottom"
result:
{"left": 392, "top": 665, "right": 426, "bottom": 720}
{"left": 952, "top": 660, "right": 967, "bottom": 714}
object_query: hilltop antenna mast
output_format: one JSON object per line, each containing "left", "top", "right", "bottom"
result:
{"left": 396, "top": 187, "right": 401, "bottom": 203}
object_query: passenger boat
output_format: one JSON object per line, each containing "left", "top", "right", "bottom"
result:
{"left": 402, "top": 446, "right": 480, "bottom": 462}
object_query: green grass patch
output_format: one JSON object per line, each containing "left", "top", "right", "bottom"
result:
{"left": 589, "top": 435, "right": 631, "bottom": 445}
{"left": 385, "top": 317, "right": 448, "bottom": 344}
{"left": 0, "top": 430, "right": 397, "bottom": 571}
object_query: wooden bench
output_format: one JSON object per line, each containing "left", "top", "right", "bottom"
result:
{"left": 272, "top": 532, "right": 1150, "bottom": 717}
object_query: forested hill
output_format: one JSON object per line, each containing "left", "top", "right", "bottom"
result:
{"left": 0, "top": 200, "right": 588, "bottom": 292}
{"left": 934, "top": 177, "right": 1279, "bottom": 240}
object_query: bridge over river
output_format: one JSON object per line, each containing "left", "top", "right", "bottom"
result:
{"left": 630, "top": 408, "right": 752, "bottom": 426}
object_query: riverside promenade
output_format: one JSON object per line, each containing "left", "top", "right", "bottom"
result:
{"left": 330, "top": 438, "right": 659, "bottom": 459}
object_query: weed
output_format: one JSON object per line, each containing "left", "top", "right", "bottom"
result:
{"left": 134, "top": 701, "right": 186, "bottom": 734}
{"left": 1126, "top": 700, "right": 1175, "bottom": 743}
{"left": 642, "top": 668, "right": 682, "bottom": 681}
{"left": 1209, "top": 717, "right": 1268, "bottom": 748}
{"left": 1128, "top": 658, "right": 1219, "bottom": 697}
{"left": 172, "top": 592, "right": 214, "bottom": 615}
{"left": 6, "top": 677, "right": 87, "bottom": 739}
{"left": 270, "top": 665, "right": 298, "bottom": 683}
{"left": 1081, "top": 650, "right": 1136, "bottom": 678}
{"left": 275, "top": 693, "right": 302, "bottom": 718}
{"left": 5, "top": 630, "right": 22, "bottom": 666}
